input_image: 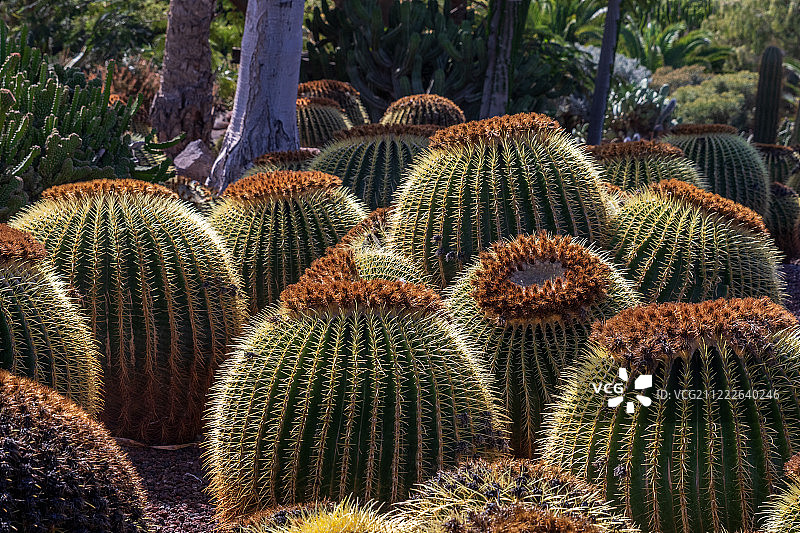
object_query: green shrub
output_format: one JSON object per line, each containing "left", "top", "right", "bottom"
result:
{"left": 672, "top": 71, "right": 758, "bottom": 131}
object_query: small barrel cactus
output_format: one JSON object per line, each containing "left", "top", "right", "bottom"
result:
{"left": 380, "top": 94, "right": 466, "bottom": 127}
{"left": 760, "top": 454, "right": 800, "bottom": 532}
{"left": 390, "top": 112, "right": 609, "bottom": 286}
{"left": 664, "top": 123, "right": 771, "bottom": 215}
{"left": 204, "top": 246, "right": 506, "bottom": 523}
{"left": 0, "top": 369, "right": 151, "bottom": 532}
{"left": 585, "top": 140, "right": 706, "bottom": 191}
{"left": 208, "top": 171, "right": 367, "bottom": 312}
{"left": 755, "top": 143, "right": 800, "bottom": 185}
{"left": 10, "top": 179, "right": 248, "bottom": 445}
{"left": 768, "top": 182, "right": 800, "bottom": 259}
{"left": 297, "top": 97, "right": 352, "bottom": 147}
{"left": 298, "top": 79, "right": 370, "bottom": 126}
{"left": 444, "top": 232, "right": 641, "bottom": 457}
{"left": 309, "top": 124, "right": 438, "bottom": 209}
{"left": 247, "top": 149, "right": 321, "bottom": 177}
{"left": 606, "top": 179, "right": 783, "bottom": 302}
{"left": 544, "top": 298, "right": 800, "bottom": 533}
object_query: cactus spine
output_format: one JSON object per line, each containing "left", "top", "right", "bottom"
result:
{"left": 760, "top": 455, "right": 800, "bottom": 533}
{"left": 767, "top": 182, "right": 800, "bottom": 259}
{"left": 380, "top": 94, "right": 466, "bottom": 127}
{"left": 297, "top": 98, "right": 352, "bottom": 147}
{"left": 755, "top": 143, "right": 800, "bottom": 185}
{"left": 298, "top": 79, "right": 370, "bottom": 126}
{"left": 754, "top": 46, "right": 785, "bottom": 145}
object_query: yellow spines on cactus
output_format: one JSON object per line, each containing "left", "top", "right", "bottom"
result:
{"left": 760, "top": 453, "right": 800, "bottom": 532}
{"left": 380, "top": 94, "right": 465, "bottom": 127}
{"left": 299, "top": 79, "right": 370, "bottom": 126}
{"left": 296, "top": 97, "right": 352, "bottom": 147}
{"left": 767, "top": 182, "right": 800, "bottom": 259}
{"left": 755, "top": 143, "right": 800, "bottom": 185}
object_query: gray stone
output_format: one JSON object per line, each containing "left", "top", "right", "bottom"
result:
{"left": 173, "top": 140, "right": 215, "bottom": 181}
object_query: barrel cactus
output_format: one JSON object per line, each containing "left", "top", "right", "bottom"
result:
{"left": 207, "top": 171, "right": 367, "bottom": 313}
{"left": 338, "top": 207, "right": 393, "bottom": 251}
{"left": 298, "top": 79, "right": 370, "bottom": 126}
{"left": 10, "top": 179, "right": 248, "bottom": 445}
{"left": 246, "top": 149, "right": 320, "bottom": 178}
{"left": 755, "top": 143, "right": 800, "bottom": 184}
{"left": 767, "top": 182, "right": 800, "bottom": 259}
{"left": 204, "top": 246, "right": 506, "bottom": 523}
{"left": 606, "top": 179, "right": 783, "bottom": 303}
{"left": 380, "top": 94, "right": 465, "bottom": 127}
{"left": 297, "top": 97, "right": 352, "bottom": 147}
{"left": 544, "top": 297, "right": 800, "bottom": 533}
{"left": 444, "top": 232, "right": 641, "bottom": 457}
{"left": 231, "top": 499, "right": 400, "bottom": 533}
{"left": 390, "top": 112, "right": 609, "bottom": 286}
{"left": 0, "top": 369, "right": 151, "bottom": 532}
{"left": 664, "top": 124, "right": 771, "bottom": 215}
{"left": 760, "top": 454, "right": 800, "bottom": 532}
{"left": 309, "top": 124, "right": 437, "bottom": 209}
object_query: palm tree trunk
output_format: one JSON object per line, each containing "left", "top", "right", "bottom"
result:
{"left": 587, "top": 0, "right": 622, "bottom": 145}
{"left": 480, "top": 0, "right": 516, "bottom": 119}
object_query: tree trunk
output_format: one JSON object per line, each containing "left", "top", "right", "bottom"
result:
{"left": 479, "top": 0, "right": 516, "bottom": 119}
{"left": 150, "top": 0, "right": 215, "bottom": 157}
{"left": 587, "top": 0, "right": 622, "bottom": 146}
{"left": 207, "top": 0, "right": 304, "bottom": 191}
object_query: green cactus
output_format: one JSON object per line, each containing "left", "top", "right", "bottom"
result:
{"left": 0, "top": 224, "right": 102, "bottom": 414}
{"left": 760, "top": 456, "right": 800, "bottom": 533}
{"left": 246, "top": 149, "right": 320, "bottom": 177}
{"left": 664, "top": 124, "right": 771, "bottom": 215}
{"left": 308, "top": 124, "right": 435, "bottom": 209}
{"left": 754, "top": 46, "right": 785, "bottom": 145}
{"left": 204, "top": 245, "right": 506, "bottom": 523}
{"left": 767, "top": 182, "right": 800, "bottom": 259}
{"left": 299, "top": 79, "right": 370, "bottom": 126}
{"left": 607, "top": 179, "right": 783, "bottom": 303}
{"left": 208, "top": 171, "right": 367, "bottom": 313}
{"left": 10, "top": 179, "right": 248, "bottom": 445}
{"left": 297, "top": 97, "right": 352, "bottom": 148}
{"left": 390, "top": 113, "right": 610, "bottom": 287}
{"left": 0, "top": 369, "right": 151, "bottom": 532}
{"left": 543, "top": 298, "right": 800, "bottom": 533}
{"left": 337, "top": 207, "right": 394, "bottom": 251}
{"left": 380, "top": 94, "right": 466, "bottom": 127}
{"left": 755, "top": 143, "right": 800, "bottom": 184}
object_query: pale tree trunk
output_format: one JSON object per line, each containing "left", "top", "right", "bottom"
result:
{"left": 587, "top": 0, "right": 622, "bottom": 145}
{"left": 207, "top": 0, "right": 304, "bottom": 191}
{"left": 480, "top": 0, "right": 517, "bottom": 119}
{"left": 150, "top": 0, "right": 215, "bottom": 156}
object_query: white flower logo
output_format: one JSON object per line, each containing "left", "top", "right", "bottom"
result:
{"left": 607, "top": 368, "right": 653, "bottom": 414}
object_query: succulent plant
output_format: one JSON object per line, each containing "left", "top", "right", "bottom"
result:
{"left": 10, "top": 179, "right": 248, "bottom": 445}
{"left": 664, "top": 124, "right": 771, "bottom": 215}
{"left": 204, "top": 246, "right": 506, "bottom": 523}
{"left": 380, "top": 94, "right": 465, "bottom": 127}
{"left": 585, "top": 141, "right": 706, "bottom": 191}
{"left": 298, "top": 79, "right": 370, "bottom": 126}
{"left": 444, "top": 232, "right": 641, "bottom": 457}
{"left": 0, "top": 224, "right": 102, "bottom": 414}
{"left": 390, "top": 113, "right": 609, "bottom": 287}
{"left": 161, "top": 174, "right": 219, "bottom": 212}
{"left": 309, "top": 124, "right": 436, "bottom": 209}
{"left": 754, "top": 46, "right": 785, "bottom": 145}
{"left": 207, "top": 171, "right": 367, "bottom": 313}
{"left": 760, "top": 453, "right": 800, "bottom": 533}
{"left": 767, "top": 182, "right": 800, "bottom": 259}
{"left": 755, "top": 143, "right": 800, "bottom": 185}
{"left": 606, "top": 179, "right": 783, "bottom": 302}
{"left": 247, "top": 149, "right": 321, "bottom": 176}
{"left": 0, "top": 369, "right": 151, "bottom": 532}
{"left": 337, "top": 207, "right": 394, "bottom": 251}
{"left": 297, "top": 97, "right": 352, "bottom": 147}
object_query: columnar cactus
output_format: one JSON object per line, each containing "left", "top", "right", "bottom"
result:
{"left": 0, "top": 369, "right": 151, "bottom": 532}
{"left": 390, "top": 113, "right": 610, "bottom": 286}
{"left": 755, "top": 143, "right": 800, "bottom": 184}
{"left": 309, "top": 124, "right": 437, "bottom": 209}
{"left": 767, "top": 182, "right": 800, "bottom": 259}
{"left": 760, "top": 454, "right": 800, "bottom": 532}
{"left": 544, "top": 298, "right": 800, "bottom": 533}
{"left": 444, "top": 232, "right": 641, "bottom": 457}
{"left": 665, "top": 124, "right": 771, "bottom": 215}
{"left": 0, "top": 224, "right": 102, "bottom": 413}
{"left": 231, "top": 499, "right": 400, "bottom": 533}
{"left": 204, "top": 246, "right": 506, "bottom": 523}
{"left": 298, "top": 79, "right": 370, "bottom": 126}
{"left": 296, "top": 97, "right": 352, "bottom": 147}
{"left": 754, "top": 46, "right": 785, "bottom": 145}
{"left": 606, "top": 179, "right": 783, "bottom": 302}
{"left": 10, "top": 179, "right": 248, "bottom": 444}
{"left": 208, "top": 171, "right": 367, "bottom": 312}
{"left": 380, "top": 94, "right": 466, "bottom": 127}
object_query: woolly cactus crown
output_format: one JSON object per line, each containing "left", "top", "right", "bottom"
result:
{"left": 337, "top": 207, "right": 393, "bottom": 250}
{"left": 298, "top": 79, "right": 369, "bottom": 126}
{"left": 297, "top": 97, "right": 344, "bottom": 112}
{"left": 586, "top": 140, "right": 686, "bottom": 160}
{"left": 224, "top": 171, "right": 342, "bottom": 200}
{"left": 42, "top": 178, "right": 179, "bottom": 200}
{"left": 428, "top": 112, "right": 561, "bottom": 149}
{"left": 381, "top": 93, "right": 465, "bottom": 127}
{"left": 332, "top": 123, "right": 440, "bottom": 141}
{"left": 299, "top": 79, "right": 361, "bottom": 97}
{"left": 0, "top": 223, "right": 46, "bottom": 261}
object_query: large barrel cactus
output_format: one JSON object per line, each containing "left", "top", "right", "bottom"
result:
{"left": 298, "top": 79, "right": 370, "bottom": 126}
{"left": 231, "top": 499, "right": 400, "bottom": 533}
{"left": 297, "top": 97, "right": 352, "bottom": 147}
{"left": 664, "top": 124, "right": 771, "bottom": 215}
{"left": 767, "top": 181, "right": 800, "bottom": 259}
{"left": 208, "top": 171, "right": 367, "bottom": 313}
{"left": 0, "top": 369, "right": 151, "bottom": 532}
{"left": 444, "top": 232, "right": 640, "bottom": 457}
{"left": 10, "top": 179, "right": 248, "bottom": 445}
{"left": 380, "top": 94, "right": 466, "bottom": 127}
{"left": 606, "top": 179, "right": 783, "bottom": 302}
{"left": 390, "top": 112, "right": 609, "bottom": 286}
{"left": 204, "top": 246, "right": 506, "bottom": 523}
{"left": 761, "top": 454, "right": 800, "bottom": 533}
{"left": 755, "top": 143, "right": 800, "bottom": 184}
{"left": 544, "top": 298, "right": 800, "bottom": 533}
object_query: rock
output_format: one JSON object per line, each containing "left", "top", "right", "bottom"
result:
{"left": 173, "top": 140, "right": 215, "bottom": 182}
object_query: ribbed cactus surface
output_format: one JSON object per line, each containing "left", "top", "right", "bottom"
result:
{"left": 338, "top": 207, "right": 394, "bottom": 251}
{"left": 208, "top": 171, "right": 367, "bottom": 313}
{"left": 544, "top": 298, "right": 800, "bottom": 533}
{"left": 299, "top": 79, "right": 370, "bottom": 126}
{"left": 756, "top": 143, "right": 800, "bottom": 184}
{"left": 761, "top": 455, "right": 800, "bottom": 533}
{"left": 380, "top": 94, "right": 466, "bottom": 127}
{"left": 390, "top": 113, "right": 609, "bottom": 286}
{"left": 445, "top": 232, "right": 640, "bottom": 457}
{"left": 297, "top": 98, "right": 352, "bottom": 147}
{"left": 754, "top": 46, "right": 785, "bottom": 145}
{"left": 767, "top": 182, "right": 800, "bottom": 259}
{"left": 10, "top": 179, "right": 248, "bottom": 445}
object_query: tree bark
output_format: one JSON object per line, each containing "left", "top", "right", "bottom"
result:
{"left": 207, "top": 0, "right": 304, "bottom": 191}
{"left": 150, "top": 0, "right": 215, "bottom": 157}
{"left": 479, "top": 0, "right": 516, "bottom": 119}
{"left": 587, "top": 0, "right": 622, "bottom": 146}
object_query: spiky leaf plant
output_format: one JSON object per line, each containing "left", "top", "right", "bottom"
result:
{"left": 606, "top": 179, "right": 783, "bottom": 303}
{"left": 544, "top": 298, "right": 800, "bottom": 533}
{"left": 297, "top": 98, "right": 352, "bottom": 147}
{"left": 444, "top": 232, "right": 641, "bottom": 457}
{"left": 0, "top": 224, "right": 102, "bottom": 414}
{"left": 161, "top": 175, "right": 219, "bottom": 212}
{"left": 309, "top": 124, "right": 437, "bottom": 210}
{"left": 380, "top": 94, "right": 466, "bottom": 127}
{"left": 755, "top": 143, "right": 800, "bottom": 185}
{"left": 10, "top": 179, "right": 248, "bottom": 445}
{"left": 390, "top": 113, "right": 609, "bottom": 286}
{"left": 204, "top": 246, "right": 506, "bottom": 523}
{"left": 298, "top": 80, "right": 370, "bottom": 126}
{"left": 767, "top": 182, "right": 800, "bottom": 259}
{"left": 664, "top": 124, "right": 771, "bottom": 215}
{"left": 0, "top": 369, "right": 150, "bottom": 532}
{"left": 246, "top": 149, "right": 321, "bottom": 178}
{"left": 585, "top": 141, "right": 706, "bottom": 191}
{"left": 208, "top": 171, "right": 367, "bottom": 313}
{"left": 760, "top": 454, "right": 800, "bottom": 532}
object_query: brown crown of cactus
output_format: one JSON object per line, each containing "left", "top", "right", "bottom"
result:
{"left": 786, "top": 453, "right": 800, "bottom": 479}
{"left": 298, "top": 79, "right": 361, "bottom": 97}
{"left": 332, "top": 123, "right": 441, "bottom": 141}
{"left": 252, "top": 149, "right": 320, "bottom": 167}
{"left": 670, "top": 123, "right": 738, "bottom": 135}
{"left": 585, "top": 140, "right": 685, "bottom": 160}
{"left": 590, "top": 297, "right": 798, "bottom": 372}
{"left": 296, "top": 97, "right": 344, "bottom": 112}
{"left": 467, "top": 504, "right": 603, "bottom": 533}
{"left": 755, "top": 143, "right": 798, "bottom": 156}
{"left": 337, "top": 206, "right": 393, "bottom": 248}
{"left": 651, "top": 178, "right": 768, "bottom": 234}
{"left": 42, "top": 179, "right": 179, "bottom": 200}
{"left": 429, "top": 112, "right": 563, "bottom": 149}
{"left": 386, "top": 92, "right": 464, "bottom": 113}
{"left": 0, "top": 224, "right": 47, "bottom": 261}
{"left": 223, "top": 171, "right": 342, "bottom": 200}
{"left": 469, "top": 232, "right": 611, "bottom": 326}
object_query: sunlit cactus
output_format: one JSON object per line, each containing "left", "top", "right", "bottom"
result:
{"left": 444, "top": 232, "right": 640, "bottom": 457}
{"left": 246, "top": 149, "right": 320, "bottom": 178}
{"left": 767, "top": 182, "right": 800, "bottom": 259}
{"left": 204, "top": 246, "right": 506, "bottom": 523}
{"left": 380, "top": 94, "right": 466, "bottom": 127}
{"left": 337, "top": 207, "right": 394, "bottom": 251}
{"left": 299, "top": 79, "right": 370, "bottom": 126}
{"left": 297, "top": 97, "right": 352, "bottom": 147}
{"left": 390, "top": 112, "right": 609, "bottom": 286}
{"left": 208, "top": 171, "right": 367, "bottom": 313}
{"left": 544, "top": 298, "right": 800, "bottom": 533}
{"left": 0, "top": 224, "right": 102, "bottom": 414}
{"left": 10, "top": 179, "right": 248, "bottom": 445}
{"left": 760, "top": 454, "right": 800, "bottom": 533}
{"left": 606, "top": 179, "right": 783, "bottom": 302}
{"left": 755, "top": 143, "right": 800, "bottom": 184}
